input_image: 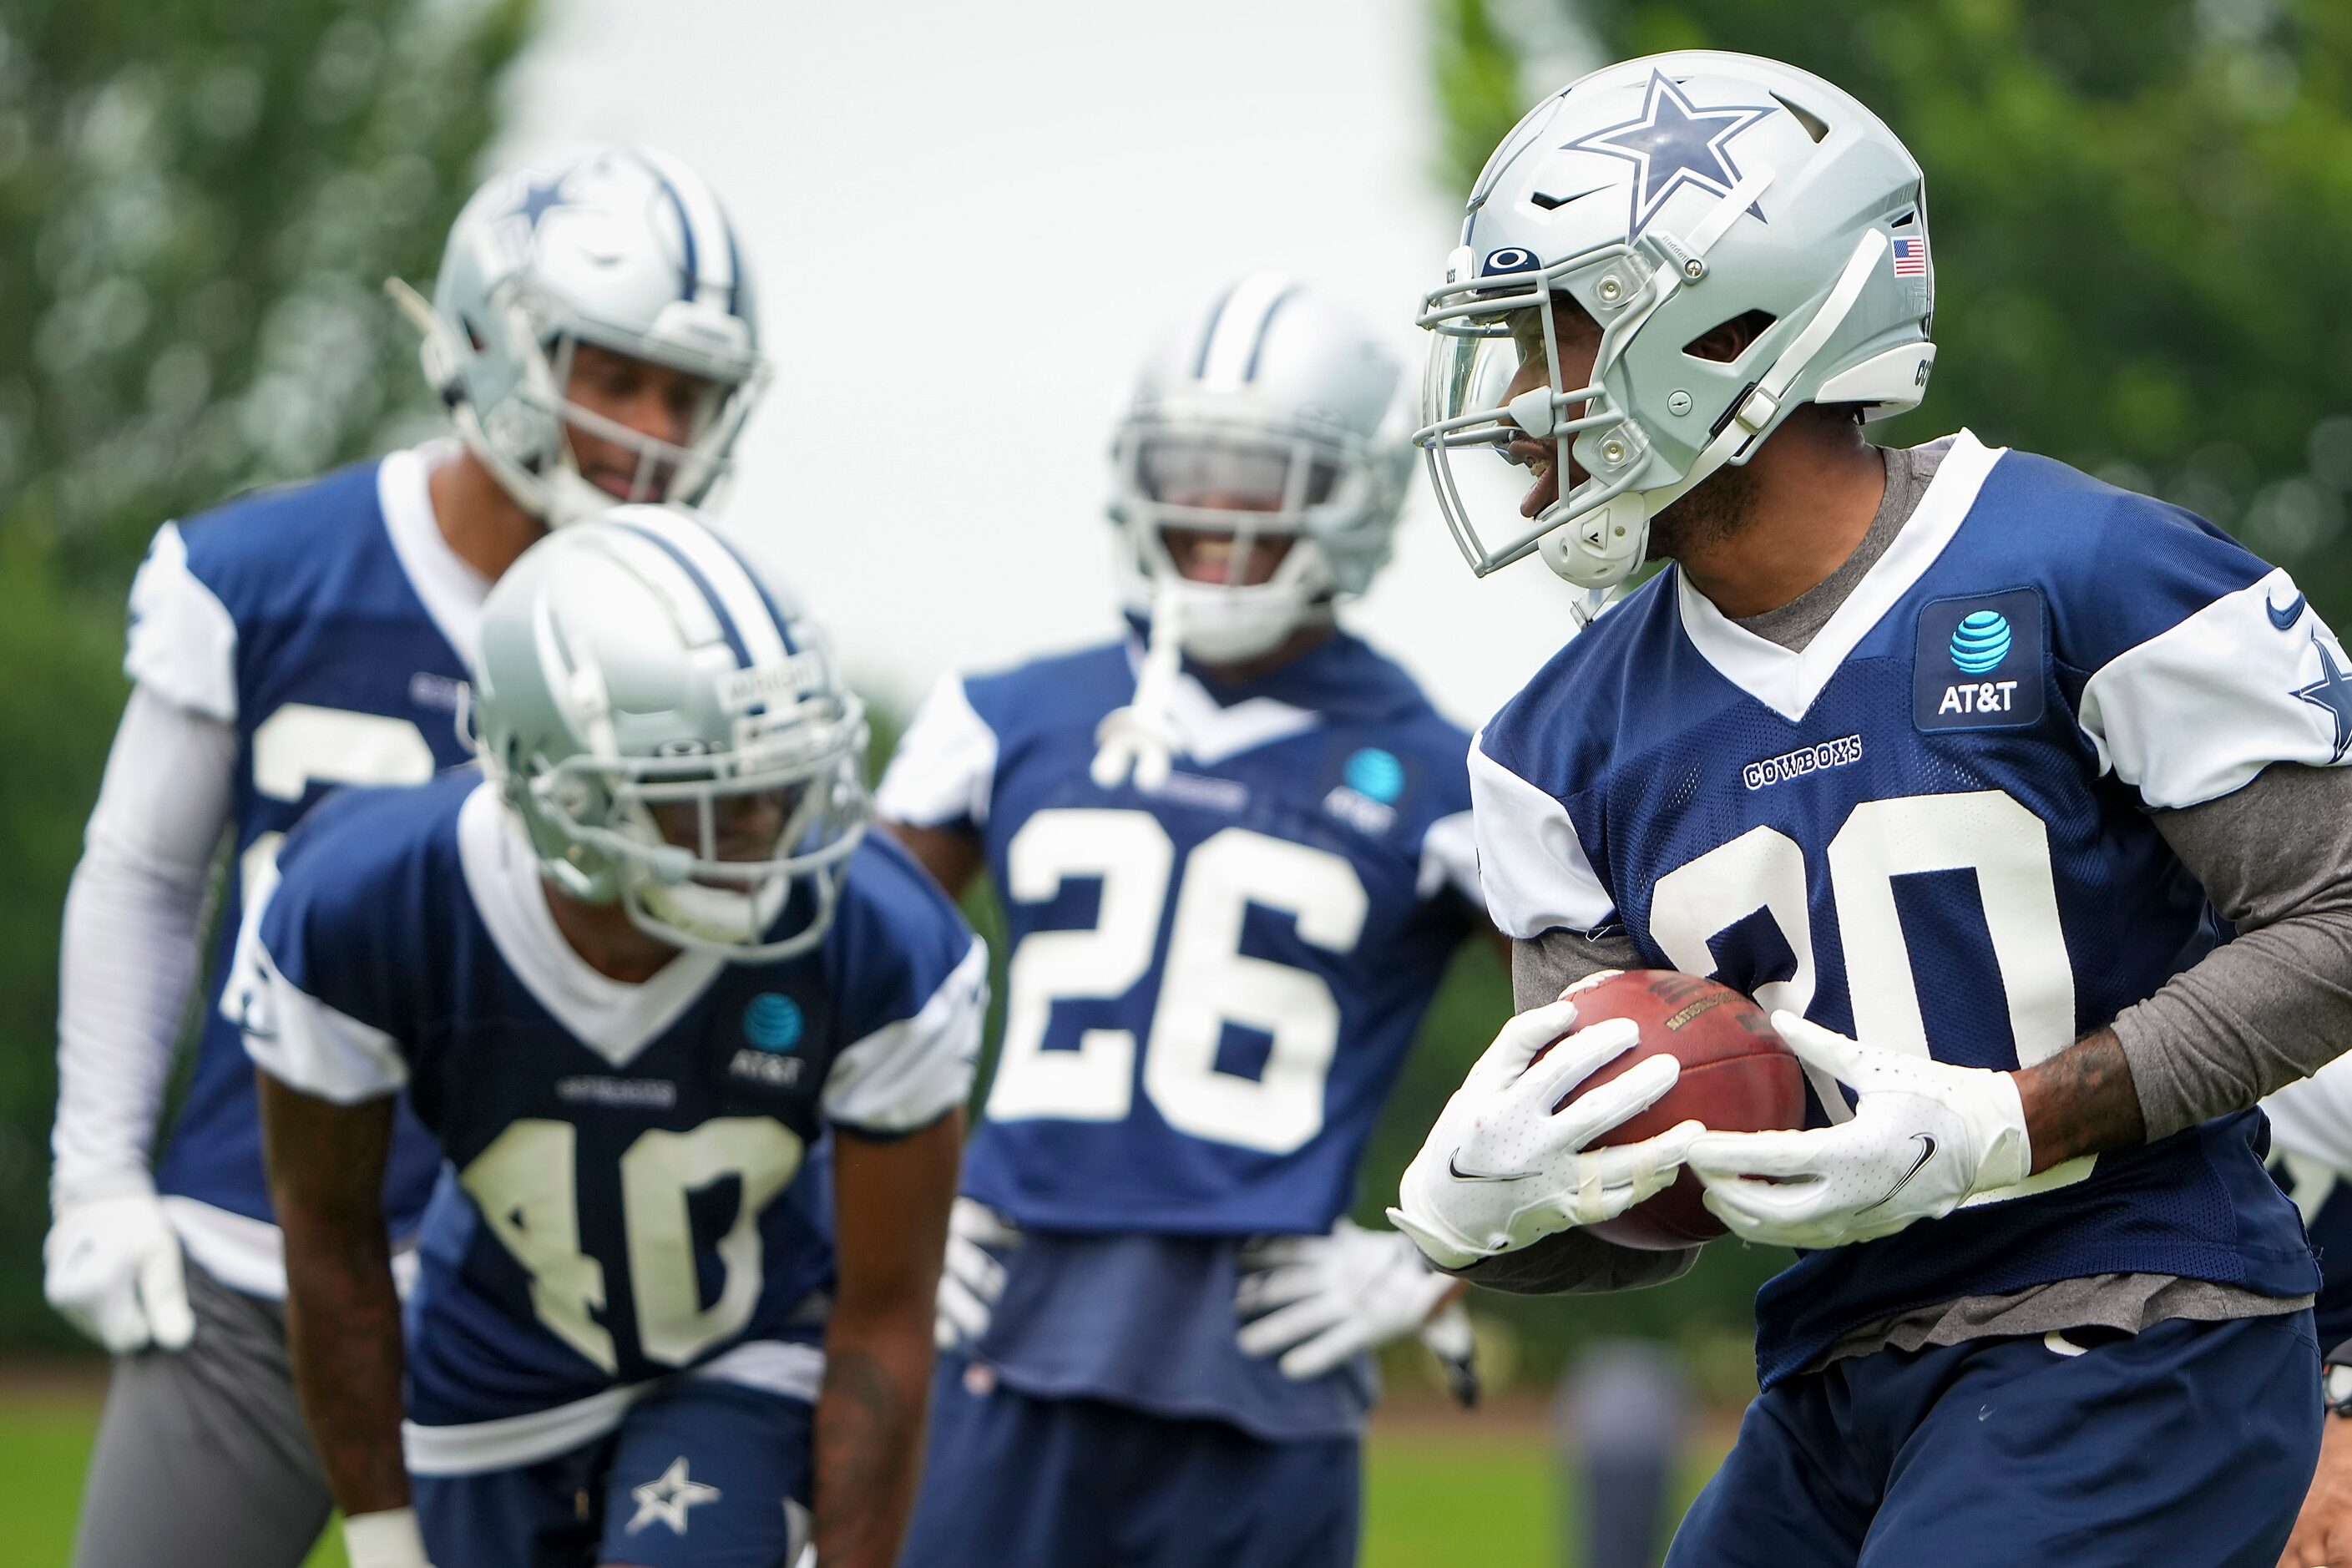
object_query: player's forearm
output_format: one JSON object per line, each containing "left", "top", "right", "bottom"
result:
{"left": 812, "top": 1310, "right": 933, "bottom": 1568}
{"left": 2067, "top": 761, "right": 2352, "bottom": 1142}
{"left": 2012, "top": 1027, "right": 2146, "bottom": 1172}
{"left": 2108, "top": 910, "right": 2352, "bottom": 1140}
{"left": 1511, "top": 927, "right": 1647, "bottom": 1012}
{"left": 52, "top": 849, "right": 205, "bottom": 1204}
{"left": 51, "top": 690, "right": 237, "bottom": 1206}
{"left": 279, "top": 1204, "right": 411, "bottom": 1515}
{"left": 259, "top": 1075, "right": 406, "bottom": 1515}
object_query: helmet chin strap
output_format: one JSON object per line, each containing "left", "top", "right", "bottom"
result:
{"left": 635, "top": 867, "right": 788, "bottom": 945}
{"left": 1536, "top": 225, "right": 1891, "bottom": 590}
{"left": 1091, "top": 582, "right": 1188, "bottom": 792}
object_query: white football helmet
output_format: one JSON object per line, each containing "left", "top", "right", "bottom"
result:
{"left": 471, "top": 504, "right": 868, "bottom": 961}
{"left": 392, "top": 147, "right": 767, "bottom": 526}
{"left": 1110, "top": 273, "right": 1413, "bottom": 664}
{"left": 1416, "top": 52, "right": 1936, "bottom": 588}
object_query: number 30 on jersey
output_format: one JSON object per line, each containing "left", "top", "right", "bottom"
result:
{"left": 986, "top": 808, "right": 1368, "bottom": 1156}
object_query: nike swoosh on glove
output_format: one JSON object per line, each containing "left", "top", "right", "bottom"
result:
{"left": 934, "top": 1196, "right": 1019, "bottom": 1351}
{"left": 43, "top": 1191, "right": 195, "bottom": 1353}
{"left": 1388, "top": 995, "right": 1702, "bottom": 1270}
{"left": 1683, "top": 1011, "right": 2032, "bottom": 1249}
{"left": 1235, "top": 1219, "right": 1458, "bottom": 1382}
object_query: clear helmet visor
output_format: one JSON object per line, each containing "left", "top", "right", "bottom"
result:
{"left": 1414, "top": 255, "right": 1654, "bottom": 582}
{"left": 1419, "top": 321, "right": 1572, "bottom": 574}
{"left": 1132, "top": 433, "right": 1341, "bottom": 526}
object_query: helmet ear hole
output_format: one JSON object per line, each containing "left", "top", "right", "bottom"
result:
{"left": 1683, "top": 310, "right": 1777, "bottom": 364}
{"left": 1769, "top": 91, "right": 1830, "bottom": 143}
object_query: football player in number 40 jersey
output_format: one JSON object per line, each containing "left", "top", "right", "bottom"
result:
{"left": 883, "top": 276, "right": 1498, "bottom": 1568}
{"left": 244, "top": 508, "right": 980, "bottom": 1568}
{"left": 45, "top": 147, "right": 766, "bottom": 1568}
{"left": 1393, "top": 51, "right": 2352, "bottom": 1565}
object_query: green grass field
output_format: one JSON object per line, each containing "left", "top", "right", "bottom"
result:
{"left": 0, "top": 1380, "right": 1720, "bottom": 1566}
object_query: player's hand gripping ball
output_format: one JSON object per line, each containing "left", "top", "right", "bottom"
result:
{"left": 1392, "top": 969, "right": 1800, "bottom": 1267}
{"left": 1550, "top": 970, "right": 1808, "bottom": 1249}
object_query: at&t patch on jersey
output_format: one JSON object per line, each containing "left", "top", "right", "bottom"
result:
{"left": 1913, "top": 588, "right": 2046, "bottom": 731}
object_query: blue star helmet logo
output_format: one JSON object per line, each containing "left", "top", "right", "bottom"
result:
{"left": 509, "top": 173, "right": 578, "bottom": 235}
{"left": 1565, "top": 70, "right": 1778, "bottom": 240}
{"left": 2294, "top": 633, "right": 2352, "bottom": 762}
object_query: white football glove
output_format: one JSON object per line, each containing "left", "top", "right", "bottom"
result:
{"left": 343, "top": 1506, "right": 434, "bottom": 1568}
{"left": 1388, "top": 995, "right": 1702, "bottom": 1270}
{"left": 1684, "top": 1011, "right": 2032, "bottom": 1249}
{"left": 43, "top": 1191, "right": 195, "bottom": 1354}
{"left": 933, "top": 1196, "right": 1019, "bottom": 1351}
{"left": 1234, "top": 1219, "right": 1459, "bottom": 1382}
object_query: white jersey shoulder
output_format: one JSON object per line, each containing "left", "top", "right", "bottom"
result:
{"left": 124, "top": 522, "right": 240, "bottom": 723}
{"left": 1466, "top": 726, "right": 1614, "bottom": 939}
{"left": 2077, "top": 564, "right": 2352, "bottom": 809}
{"left": 876, "top": 672, "right": 999, "bottom": 830}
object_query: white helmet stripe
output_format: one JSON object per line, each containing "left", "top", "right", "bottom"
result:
{"left": 616, "top": 508, "right": 792, "bottom": 669}
{"left": 1195, "top": 271, "right": 1299, "bottom": 392}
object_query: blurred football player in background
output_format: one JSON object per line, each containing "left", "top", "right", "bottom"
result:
{"left": 43, "top": 146, "right": 764, "bottom": 1568}
{"left": 1397, "top": 50, "right": 2352, "bottom": 1566}
{"left": 2262, "top": 1067, "right": 2352, "bottom": 1568}
{"left": 245, "top": 509, "right": 977, "bottom": 1568}
{"left": 881, "top": 276, "right": 1491, "bottom": 1568}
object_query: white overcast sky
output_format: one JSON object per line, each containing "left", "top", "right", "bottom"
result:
{"left": 499, "top": 0, "right": 1588, "bottom": 726}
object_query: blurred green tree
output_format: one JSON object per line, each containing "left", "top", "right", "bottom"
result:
{"left": 0, "top": 0, "right": 536, "bottom": 1348}
{"left": 1432, "top": 0, "right": 2352, "bottom": 613}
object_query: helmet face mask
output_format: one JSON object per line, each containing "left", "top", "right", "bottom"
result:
{"left": 474, "top": 506, "right": 872, "bottom": 964}
{"left": 1113, "top": 404, "right": 1389, "bottom": 663}
{"left": 507, "top": 327, "right": 768, "bottom": 523}
{"left": 1107, "top": 275, "right": 1414, "bottom": 666}
{"left": 526, "top": 693, "right": 870, "bottom": 958}
{"left": 1419, "top": 245, "right": 1681, "bottom": 586}
{"left": 400, "top": 146, "right": 769, "bottom": 529}
{"left": 1414, "top": 53, "right": 1941, "bottom": 589}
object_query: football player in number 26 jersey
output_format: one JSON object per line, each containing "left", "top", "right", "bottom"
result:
{"left": 886, "top": 277, "right": 1494, "bottom": 1568}
{"left": 241, "top": 510, "right": 979, "bottom": 1568}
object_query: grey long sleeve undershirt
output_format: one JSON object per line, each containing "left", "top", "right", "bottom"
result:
{"left": 1452, "top": 440, "right": 2352, "bottom": 1335}
{"left": 2117, "top": 762, "right": 2352, "bottom": 1137}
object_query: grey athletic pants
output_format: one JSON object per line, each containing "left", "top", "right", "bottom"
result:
{"left": 70, "top": 1258, "right": 332, "bottom": 1568}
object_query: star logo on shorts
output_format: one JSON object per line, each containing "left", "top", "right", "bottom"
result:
{"left": 626, "top": 1455, "right": 721, "bottom": 1535}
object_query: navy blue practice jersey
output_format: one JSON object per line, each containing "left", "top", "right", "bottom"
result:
{"left": 1474, "top": 432, "right": 2334, "bottom": 1388}
{"left": 881, "top": 630, "right": 1480, "bottom": 1236}
{"left": 877, "top": 630, "right": 1480, "bottom": 1440}
{"left": 129, "top": 447, "right": 478, "bottom": 1278}
{"left": 244, "top": 774, "right": 984, "bottom": 1470}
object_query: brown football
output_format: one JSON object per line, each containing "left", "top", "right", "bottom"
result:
{"left": 1547, "top": 969, "right": 1807, "bottom": 1250}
